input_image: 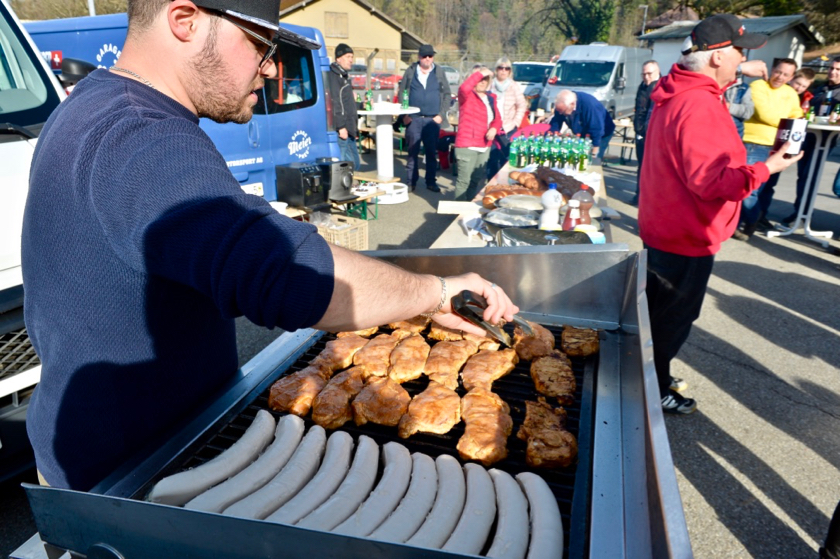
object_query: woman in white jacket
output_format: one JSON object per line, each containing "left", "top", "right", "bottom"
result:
{"left": 486, "top": 56, "right": 528, "bottom": 179}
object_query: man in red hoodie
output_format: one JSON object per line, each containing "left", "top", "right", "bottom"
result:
{"left": 638, "top": 14, "right": 801, "bottom": 414}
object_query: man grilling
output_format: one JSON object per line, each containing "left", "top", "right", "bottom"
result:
{"left": 22, "top": 0, "right": 518, "bottom": 490}
{"left": 638, "top": 14, "right": 800, "bottom": 414}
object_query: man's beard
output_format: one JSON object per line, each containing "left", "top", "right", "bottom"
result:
{"left": 186, "top": 22, "right": 260, "bottom": 124}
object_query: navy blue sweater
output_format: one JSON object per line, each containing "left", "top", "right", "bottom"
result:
{"left": 549, "top": 90, "right": 616, "bottom": 147}
{"left": 22, "top": 70, "right": 334, "bottom": 490}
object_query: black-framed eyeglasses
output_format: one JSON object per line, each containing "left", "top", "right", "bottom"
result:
{"left": 497, "top": 66, "right": 511, "bottom": 71}
{"left": 217, "top": 12, "right": 277, "bottom": 68}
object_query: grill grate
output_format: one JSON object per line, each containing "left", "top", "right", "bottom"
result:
{"left": 141, "top": 325, "right": 596, "bottom": 559}
{"left": 0, "top": 328, "right": 41, "bottom": 382}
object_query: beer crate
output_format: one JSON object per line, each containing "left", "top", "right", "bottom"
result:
{"left": 315, "top": 215, "right": 369, "bottom": 251}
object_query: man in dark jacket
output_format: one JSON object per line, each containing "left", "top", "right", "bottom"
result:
{"left": 631, "top": 60, "right": 660, "bottom": 205}
{"left": 327, "top": 43, "right": 360, "bottom": 171}
{"left": 397, "top": 44, "right": 452, "bottom": 192}
{"left": 549, "top": 90, "right": 615, "bottom": 164}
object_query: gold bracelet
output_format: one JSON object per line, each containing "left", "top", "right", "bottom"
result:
{"left": 420, "top": 276, "right": 447, "bottom": 318}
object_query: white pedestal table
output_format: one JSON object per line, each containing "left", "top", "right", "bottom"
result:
{"left": 358, "top": 105, "right": 419, "bottom": 181}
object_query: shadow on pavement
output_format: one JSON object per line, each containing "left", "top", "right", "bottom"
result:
{"left": 667, "top": 409, "right": 824, "bottom": 558}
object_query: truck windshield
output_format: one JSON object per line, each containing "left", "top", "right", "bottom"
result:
{"left": 256, "top": 41, "right": 316, "bottom": 115}
{"left": 0, "top": 2, "right": 61, "bottom": 137}
{"left": 513, "top": 64, "right": 551, "bottom": 83}
{"left": 549, "top": 61, "right": 615, "bottom": 87}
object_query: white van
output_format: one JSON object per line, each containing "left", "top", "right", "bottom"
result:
{"left": 538, "top": 44, "right": 652, "bottom": 118}
{"left": 0, "top": 0, "right": 65, "bottom": 481}
{"left": 512, "top": 61, "right": 553, "bottom": 111}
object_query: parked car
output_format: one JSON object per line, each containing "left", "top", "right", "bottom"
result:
{"left": 512, "top": 61, "right": 553, "bottom": 111}
{"left": 440, "top": 65, "right": 460, "bottom": 86}
{"left": 538, "top": 44, "right": 651, "bottom": 118}
{"left": 371, "top": 72, "right": 400, "bottom": 90}
{"left": 349, "top": 64, "right": 367, "bottom": 89}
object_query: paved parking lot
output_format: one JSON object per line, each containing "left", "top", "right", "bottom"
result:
{"left": 3, "top": 148, "right": 839, "bottom": 558}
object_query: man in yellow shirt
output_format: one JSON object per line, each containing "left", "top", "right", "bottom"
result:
{"left": 734, "top": 57, "right": 803, "bottom": 240}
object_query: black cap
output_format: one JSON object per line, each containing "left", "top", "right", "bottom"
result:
{"left": 193, "top": 0, "right": 321, "bottom": 50}
{"left": 681, "top": 14, "right": 767, "bottom": 55}
{"left": 418, "top": 44, "right": 436, "bottom": 57}
{"left": 335, "top": 43, "right": 353, "bottom": 58}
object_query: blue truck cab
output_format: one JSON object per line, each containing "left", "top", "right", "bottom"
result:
{"left": 24, "top": 14, "right": 341, "bottom": 202}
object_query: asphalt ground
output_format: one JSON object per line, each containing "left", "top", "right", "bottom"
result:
{"left": 3, "top": 145, "right": 839, "bottom": 558}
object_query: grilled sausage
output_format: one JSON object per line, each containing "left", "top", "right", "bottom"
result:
{"left": 184, "top": 414, "right": 305, "bottom": 513}
{"left": 333, "top": 442, "right": 412, "bottom": 537}
{"left": 487, "top": 469, "right": 530, "bottom": 559}
{"left": 368, "top": 453, "right": 438, "bottom": 544}
{"left": 264, "top": 430, "right": 354, "bottom": 525}
{"left": 147, "top": 409, "right": 276, "bottom": 506}
{"left": 516, "top": 472, "right": 563, "bottom": 559}
{"left": 296, "top": 435, "right": 379, "bottom": 531}
{"left": 222, "top": 425, "right": 326, "bottom": 519}
{"left": 442, "top": 462, "right": 497, "bottom": 555}
{"left": 405, "top": 454, "right": 466, "bottom": 549}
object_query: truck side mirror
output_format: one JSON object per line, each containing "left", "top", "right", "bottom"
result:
{"left": 58, "top": 58, "right": 97, "bottom": 89}
{"left": 615, "top": 76, "right": 626, "bottom": 90}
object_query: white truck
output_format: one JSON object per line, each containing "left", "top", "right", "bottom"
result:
{"left": 0, "top": 0, "right": 66, "bottom": 481}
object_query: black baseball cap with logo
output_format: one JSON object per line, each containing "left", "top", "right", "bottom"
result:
{"left": 192, "top": 0, "right": 321, "bottom": 50}
{"left": 681, "top": 14, "right": 767, "bottom": 55}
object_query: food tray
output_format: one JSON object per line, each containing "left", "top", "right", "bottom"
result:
{"left": 315, "top": 215, "right": 369, "bottom": 250}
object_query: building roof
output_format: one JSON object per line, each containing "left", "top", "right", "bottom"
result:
{"left": 640, "top": 15, "right": 824, "bottom": 46}
{"left": 645, "top": 6, "right": 698, "bottom": 31}
{"left": 279, "top": 0, "right": 426, "bottom": 51}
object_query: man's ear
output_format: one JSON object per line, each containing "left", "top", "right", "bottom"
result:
{"left": 709, "top": 49, "right": 724, "bottom": 69}
{"left": 168, "top": 0, "right": 202, "bottom": 43}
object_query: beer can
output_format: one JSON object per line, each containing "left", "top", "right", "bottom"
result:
{"left": 772, "top": 118, "right": 807, "bottom": 156}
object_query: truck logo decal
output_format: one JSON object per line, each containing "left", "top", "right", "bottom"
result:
{"left": 288, "top": 130, "right": 312, "bottom": 159}
{"left": 96, "top": 43, "right": 122, "bottom": 69}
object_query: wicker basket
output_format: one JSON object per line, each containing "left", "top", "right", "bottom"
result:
{"left": 316, "top": 215, "right": 369, "bottom": 250}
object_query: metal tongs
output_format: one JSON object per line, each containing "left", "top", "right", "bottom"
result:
{"left": 451, "top": 290, "right": 534, "bottom": 347}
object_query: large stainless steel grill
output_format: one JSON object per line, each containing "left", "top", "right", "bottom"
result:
{"left": 21, "top": 245, "right": 693, "bottom": 559}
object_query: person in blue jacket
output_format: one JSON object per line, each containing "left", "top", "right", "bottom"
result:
{"left": 21, "top": 0, "right": 519, "bottom": 491}
{"left": 549, "top": 89, "right": 616, "bottom": 163}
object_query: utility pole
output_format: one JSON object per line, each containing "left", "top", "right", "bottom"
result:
{"left": 639, "top": 5, "right": 648, "bottom": 36}
{"left": 88, "top": 0, "right": 96, "bottom": 17}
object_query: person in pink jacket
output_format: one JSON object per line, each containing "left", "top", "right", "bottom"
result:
{"left": 454, "top": 66, "right": 503, "bottom": 201}
{"left": 487, "top": 57, "right": 528, "bottom": 179}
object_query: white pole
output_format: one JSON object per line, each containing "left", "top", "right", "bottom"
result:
{"left": 639, "top": 5, "right": 648, "bottom": 36}
{"left": 88, "top": 0, "right": 97, "bottom": 16}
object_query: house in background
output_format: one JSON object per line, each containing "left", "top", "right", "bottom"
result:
{"left": 640, "top": 15, "right": 824, "bottom": 75}
{"left": 279, "top": 0, "right": 425, "bottom": 76}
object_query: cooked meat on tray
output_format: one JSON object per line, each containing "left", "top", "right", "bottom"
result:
{"left": 387, "top": 315, "right": 431, "bottom": 334}
{"left": 352, "top": 376, "right": 411, "bottom": 427}
{"left": 311, "top": 334, "right": 370, "bottom": 371}
{"left": 561, "top": 326, "right": 600, "bottom": 357}
{"left": 427, "top": 324, "right": 464, "bottom": 342}
{"left": 425, "top": 340, "right": 479, "bottom": 390}
{"left": 513, "top": 320, "right": 555, "bottom": 361}
{"left": 388, "top": 333, "right": 431, "bottom": 384}
{"left": 311, "top": 366, "right": 368, "bottom": 429}
{"left": 461, "top": 348, "right": 519, "bottom": 392}
{"left": 336, "top": 327, "right": 379, "bottom": 338}
{"left": 397, "top": 381, "right": 461, "bottom": 439}
{"left": 457, "top": 388, "right": 513, "bottom": 466}
{"left": 530, "top": 350, "right": 576, "bottom": 406}
{"left": 268, "top": 363, "right": 332, "bottom": 416}
{"left": 517, "top": 397, "right": 578, "bottom": 468}
{"left": 353, "top": 332, "right": 408, "bottom": 377}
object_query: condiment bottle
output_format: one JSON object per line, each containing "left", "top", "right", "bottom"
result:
{"left": 539, "top": 183, "right": 562, "bottom": 230}
{"left": 562, "top": 199, "right": 582, "bottom": 231}
{"left": 571, "top": 189, "right": 594, "bottom": 225}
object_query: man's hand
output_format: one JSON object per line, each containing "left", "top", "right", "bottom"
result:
{"left": 338, "top": 128, "right": 348, "bottom": 140}
{"left": 486, "top": 127, "right": 497, "bottom": 142}
{"left": 764, "top": 141, "right": 803, "bottom": 175}
{"left": 740, "top": 60, "right": 768, "bottom": 80}
{"left": 433, "top": 115, "right": 443, "bottom": 124}
{"left": 430, "top": 273, "right": 519, "bottom": 337}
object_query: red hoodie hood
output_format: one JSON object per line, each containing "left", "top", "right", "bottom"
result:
{"left": 638, "top": 64, "right": 770, "bottom": 257}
